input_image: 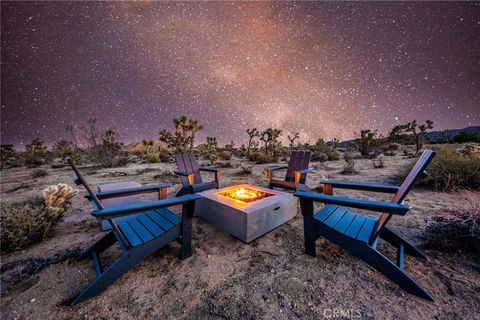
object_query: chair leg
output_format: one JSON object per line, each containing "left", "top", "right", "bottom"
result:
{"left": 77, "top": 231, "right": 117, "bottom": 261}
{"left": 380, "top": 227, "right": 427, "bottom": 260}
{"left": 71, "top": 247, "right": 147, "bottom": 305}
{"left": 304, "top": 217, "right": 316, "bottom": 257}
{"left": 180, "top": 218, "right": 192, "bottom": 259}
{"left": 72, "top": 227, "right": 182, "bottom": 305}
{"left": 352, "top": 245, "right": 433, "bottom": 301}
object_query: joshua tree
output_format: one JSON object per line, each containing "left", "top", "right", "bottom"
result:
{"left": 202, "top": 136, "right": 218, "bottom": 164}
{"left": 287, "top": 133, "right": 300, "bottom": 151}
{"left": 187, "top": 118, "right": 203, "bottom": 152}
{"left": 328, "top": 138, "right": 340, "bottom": 149}
{"left": 388, "top": 124, "right": 410, "bottom": 144}
{"left": 246, "top": 128, "right": 260, "bottom": 157}
{"left": 411, "top": 120, "right": 434, "bottom": 154}
{"left": 261, "top": 128, "right": 283, "bottom": 157}
{"left": 355, "top": 129, "right": 378, "bottom": 157}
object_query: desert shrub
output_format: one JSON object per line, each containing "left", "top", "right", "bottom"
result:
{"left": 239, "top": 164, "right": 252, "bottom": 175}
{"left": 340, "top": 152, "right": 358, "bottom": 175}
{"left": 396, "top": 148, "right": 480, "bottom": 191}
{"left": 310, "top": 139, "right": 340, "bottom": 161}
{"left": 1, "top": 145, "right": 25, "bottom": 169}
{"left": 201, "top": 137, "right": 219, "bottom": 165}
{"left": 25, "top": 138, "right": 48, "bottom": 167}
{"left": 146, "top": 153, "right": 160, "bottom": 163}
{"left": 313, "top": 152, "right": 329, "bottom": 162}
{"left": 249, "top": 151, "right": 276, "bottom": 164}
{"left": 113, "top": 156, "right": 130, "bottom": 167}
{"left": 422, "top": 192, "right": 479, "bottom": 254}
{"left": 1, "top": 184, "right": 76, "bottom": 253}
{"left": 355, "top": 130, "right": 378, "bottom": 157}
{"left": 32, "top": 168, "right": 48, "bottom": 179}
{"left": 157, "top": 147, "right": 171, "bottom": 162}
{"left": 373, "top": 155, "right": 385, "bottom": 169}
{"left": 382, "top": 142, "right": 400, "bottom": 156}
{"left": 219, "top": 151, "right": 232, "bottom": 160}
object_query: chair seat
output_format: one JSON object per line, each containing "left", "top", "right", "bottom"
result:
{"left": 116, "top": 208, "right": 182, "bottom": 247}
{"left": 270, "top": 179, "right": 296, "bottom": 190}
{"left": 314, "top": 205, "right": 377, "bottom": 243}
{"left": 192, "top": 181, "right": 218, "bottom": 193}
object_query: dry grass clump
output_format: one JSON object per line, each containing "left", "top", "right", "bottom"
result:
{"left": 1, "top": 184, "right": 76, "bottom": 253}
{"left": 422, "top": 191, "right": 480, "bottom": 254}
{"left": 396, "top": 147, "right": 480, "bottom": 191}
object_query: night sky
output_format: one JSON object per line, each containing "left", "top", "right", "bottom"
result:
{"left": 1, "top": 2, "right": 479, "bottom": 148}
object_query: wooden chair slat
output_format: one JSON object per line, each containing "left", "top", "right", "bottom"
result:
{"left": 344, "top": 215, "right": 367, "bottom": 239}
{"left": 117, "top": 221, "right": 144, "bottom": 247}
{"left": 333, "top": 210, "right": 357, "bottom": 233}
{"left": 127, "top": 219, "right": 155, "bottom": 243}
{"left": 156, "top": 208, "right": 182, "bottom": 225}
{"left": 313, "top": 204, "right": 338, "bottom": 223}
{"left": 148, "top": 210, "right": 175, "bottom": 231}
{"left": 137, "top": 214, "right": 165, "bottom": 238}
{"left": 357, "top": 217, "right": 377, "bottom": 242}
{"left": 324, "top": 206, "right": 349, "bottom": 228}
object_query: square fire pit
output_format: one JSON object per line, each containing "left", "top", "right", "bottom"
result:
{"left": 195, "top": 184, "right": 297, "bottom": 243}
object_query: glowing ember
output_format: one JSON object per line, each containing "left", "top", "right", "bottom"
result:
{"left": 219, "top": 186, "right": 273, "bottom": 203}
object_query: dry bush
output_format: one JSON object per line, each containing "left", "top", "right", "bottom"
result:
{"left": 1, "top": 184, "right": 76, "bottom": 253}
{"left": 239, "top": 164, "right": 253, "bottom": 175}
{"left": 340, "top": 152, "right": 358, "bottom": 175}
{"left": 396, "top": 147, "right": 480, "bottom": 191}
{"left": 373, "top": 156, "right": 385, "bottom": 169}
{"left": 249, "top": 151, "right": 276, "bottom": 164}
{"left": 32, "top": 168, "right": 48, "bottom": 178}
{"left": 219, "top": 151, "right": 232, "bottom": 160}
{"left": 422, "top": 191, "right": 480, "bottom": 254}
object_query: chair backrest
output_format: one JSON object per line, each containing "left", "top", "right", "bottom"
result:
{"left": 175, "top": 153, "right": 202, "bottom": 187}
{"left": 370, "top": 149, "right": 436, "bottom": 243}
{"left": 285, "top": 151, "right": 311, "bottom": 183}
{"left": 67, "top": 158, "right": 104, "bottom": 210}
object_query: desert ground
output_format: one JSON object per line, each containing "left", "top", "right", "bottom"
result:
{"left": 1, "top": 152, "right": 479, "bottom": 319}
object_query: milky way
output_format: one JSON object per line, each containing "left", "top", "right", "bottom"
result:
{"left": 1, "top": 1, "right": 479, "bottom": 148}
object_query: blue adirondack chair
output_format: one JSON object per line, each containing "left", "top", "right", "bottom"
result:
{"left": 67, "top": 160, "right": 170, "bottom": 232}
{"left": 295, "top": 149, "right": 436, "bottom": 300}
{"left": 265, "top": 150, "right": 314, "bottom": 191}
{"left": 174, "top": 153, "right": 221, "bottom": 196}
{"left": 67, "top": 159, "right": 201, "bottom": 305}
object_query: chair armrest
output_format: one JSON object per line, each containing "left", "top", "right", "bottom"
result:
{"left": 175, "top": 171, "right": 191, "bottom": 177}
{"left": 294, "top": 191, "right": 410, "bottom": 215}
{"left": 199, "top": 167, "right": 219, "bottom": 172}
{"left": 90, "top": 184, "right": 171, "bottom": 200}
{"left": 92, "top": 194, "right": 202, "bottom": 219}
{"left": 320, "top": 180, "right": 400, "bottom": 193}
{"left": 267, "top": 165, "right": 288, "bottom": 172}
{"left": 296, "top": 168, "right": 315, "bottom": 175}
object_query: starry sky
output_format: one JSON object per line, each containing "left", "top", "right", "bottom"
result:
{"left": 1, "top": 1, "right": 479, "bottom": 148}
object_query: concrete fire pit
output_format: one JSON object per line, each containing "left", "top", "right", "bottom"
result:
{"left": 195, "top": 184, "right": 297, "bottom": 243}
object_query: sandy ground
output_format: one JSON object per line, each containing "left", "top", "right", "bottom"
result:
{"left": 1, "top": 152, "right": 479, "bottom": 319}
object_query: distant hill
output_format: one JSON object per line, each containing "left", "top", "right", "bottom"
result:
{"left": 338, "top": 125, "right": 480, "bottom": 147}
{"left": 125, "top": 140, "right": 168, "bottom": 152}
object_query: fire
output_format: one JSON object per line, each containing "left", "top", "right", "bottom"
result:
{"left": 219, "top": 186, "right": 272, "bottom": 203}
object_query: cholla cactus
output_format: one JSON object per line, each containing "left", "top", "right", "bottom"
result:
{"left": 458, "top": 144, "right": 480, "bottom": 158}
{"left": 42, "top": 183, "right": 77, "bottom": 239}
